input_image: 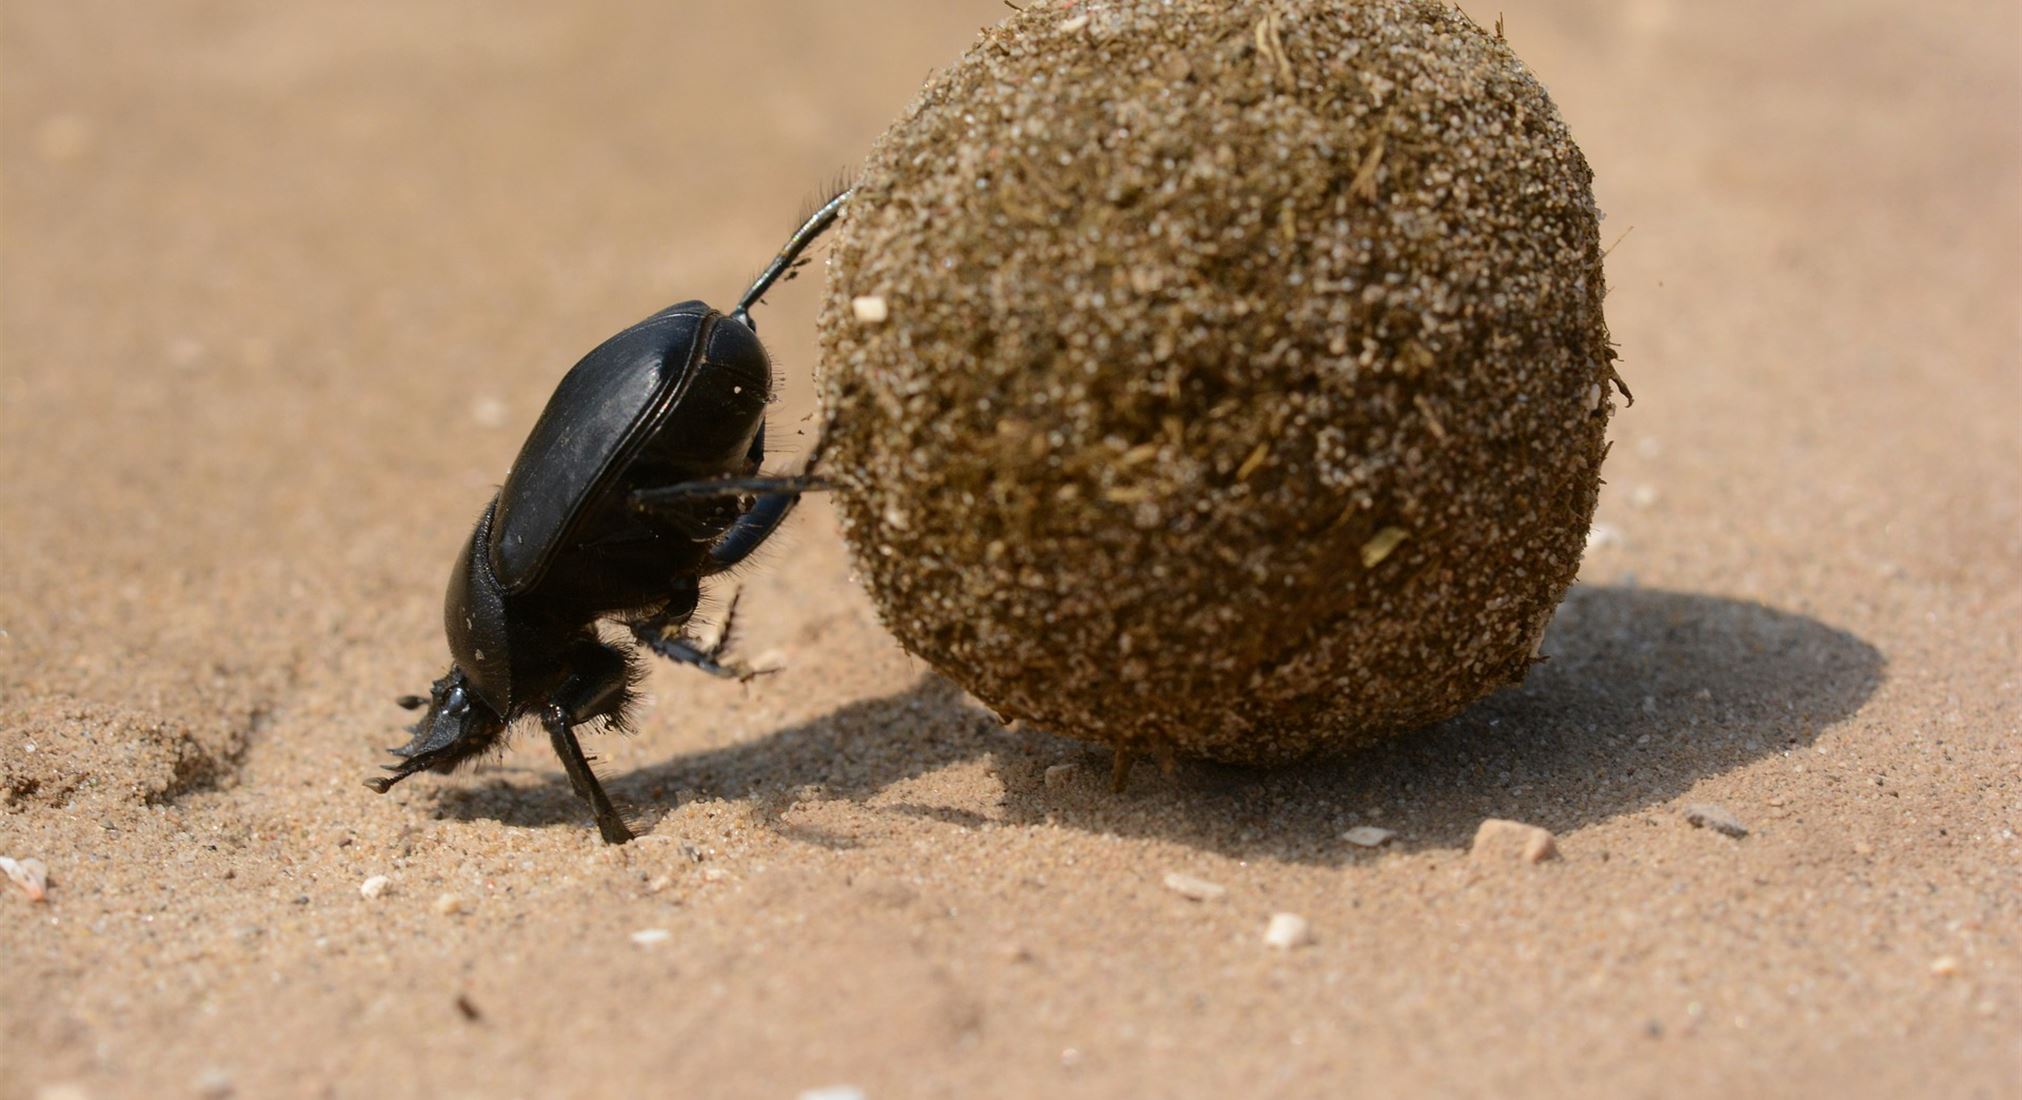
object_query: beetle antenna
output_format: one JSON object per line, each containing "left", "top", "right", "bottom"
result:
{"left": 731, "top": 185, "right": 851, "bottom": 326}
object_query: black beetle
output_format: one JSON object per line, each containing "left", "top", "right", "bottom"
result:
{"left": 366, "top": 190, "right": 848, "bottom": 844}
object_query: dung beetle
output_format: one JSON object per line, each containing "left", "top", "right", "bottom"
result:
{"left": 366, "top": 190, "right": 848, "bottom": 844}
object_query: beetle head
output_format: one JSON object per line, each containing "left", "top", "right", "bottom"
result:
{"left": 364, "top": 668, "right": 506, "bottom": 793}
{"left": 444, "top": 504, "right": 517, "bottom": 714}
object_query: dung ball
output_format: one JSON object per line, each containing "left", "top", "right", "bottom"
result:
{"left": 816, "top": 0, "right": 1617, "bottom": 765}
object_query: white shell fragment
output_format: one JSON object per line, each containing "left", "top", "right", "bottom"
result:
{"left": 359, "top": 874, "right": 391, "bottom": 899}
{"left": 630, "top": 928, "right": 673, "bottom": 946}
{"left": 1162, "top": 871, "right": 1227, "bottom": 901}
{"left": 1683, "top": 803, "right": 1749, "bottom": 838}
{"left": 1342, "top": 826, "right": 1395, "bottom": 848}
{"left": 1, "top": 856, "right": 49, "bottom": 902}
{"left": 1263, "top": 912, "right": 1314, "bottom": 950}
{"left": 850, "top": 295, "right": 889, "bottom": 323}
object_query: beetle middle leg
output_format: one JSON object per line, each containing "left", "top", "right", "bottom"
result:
{"left": 542, "top": 639, "right": 639, "bottom": 844}
{"left": 631, "top": 584, "right": 771, "bottom": 681}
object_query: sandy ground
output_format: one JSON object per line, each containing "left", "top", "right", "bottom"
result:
{"left": 2, "top": 1, "right": 2017, "bottom": 1097}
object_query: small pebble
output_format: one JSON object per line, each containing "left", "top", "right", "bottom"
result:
{"left": 194, "top": 1068, "right": 235, "bottom": 1099}
{"left": 1683, "top": 803, "right": 1749, "bottom": 838}
{"left": 850, "top": 295, "right": 889, "bottom": 323}
{"left": 1470, "top": 819, "right": 1559, "bottom": 864}
{"left": 359, "top": 875, "right": 391, "bottom": 899}
{"left": 1162, "top": 871, "right": 1227, "bottom": 901}
{"left": 1359, "top": 526, "right": 1409, "bottom": 568}
{"left": 1263, "top": 912, "right": 1314, "bottom": 950}
{"left": 1930, "top": 956, "right": 1961, "bottom": 978}
{"left": 1043, "top": 762, "right": 1079, "bottom": 789}
{"left": 1, "top": 855, "right": 50, "bottom": 902}
{"left": 630, "top": 928, "right": 672, "bottom": 946}
{"left": 799, "top": 1087, "right": 866, "bottom": 1100}
{"left": 1342, "top": 826, "right": 1395, "bottom": 848}
{"left": 433, "top": 892, "right": 467, "bottom": 916}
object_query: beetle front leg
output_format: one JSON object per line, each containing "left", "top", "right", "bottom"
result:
{"left": 542, "top": 708, "right": 633, "bottom": 845}
{"left": 543, "top": 641, "right": 639, "bottom": 844}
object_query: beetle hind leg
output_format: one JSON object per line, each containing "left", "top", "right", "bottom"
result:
{"left": 704, "top": 491, "right": 798, "bottom": 572}
{"left": 628, "top": 474, "right": 826, "bottom": 511}
{"left": 730, "top": 184, "right": 850, "bottom": 327}
{"left": 631, "top": 474, "right": 824, "bottom": 576}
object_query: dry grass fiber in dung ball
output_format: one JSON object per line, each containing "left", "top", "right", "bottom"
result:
{"left": 816, "top": 0, "right": 1621, "bottom": 765}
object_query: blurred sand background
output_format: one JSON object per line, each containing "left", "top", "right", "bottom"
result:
{"left": 2, "top": 0, "right": 2017, "bottom": 1096}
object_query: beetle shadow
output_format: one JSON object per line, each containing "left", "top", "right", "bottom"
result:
{"left": 433, "top": 585, "right": 1883, "bottom": 863}
{"left": 428, "top": 663, "right": 1013, "bottom": 842}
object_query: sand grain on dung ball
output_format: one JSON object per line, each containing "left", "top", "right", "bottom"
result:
{"left": 817, "top": 0, "right": 1617, "bottom": 763}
